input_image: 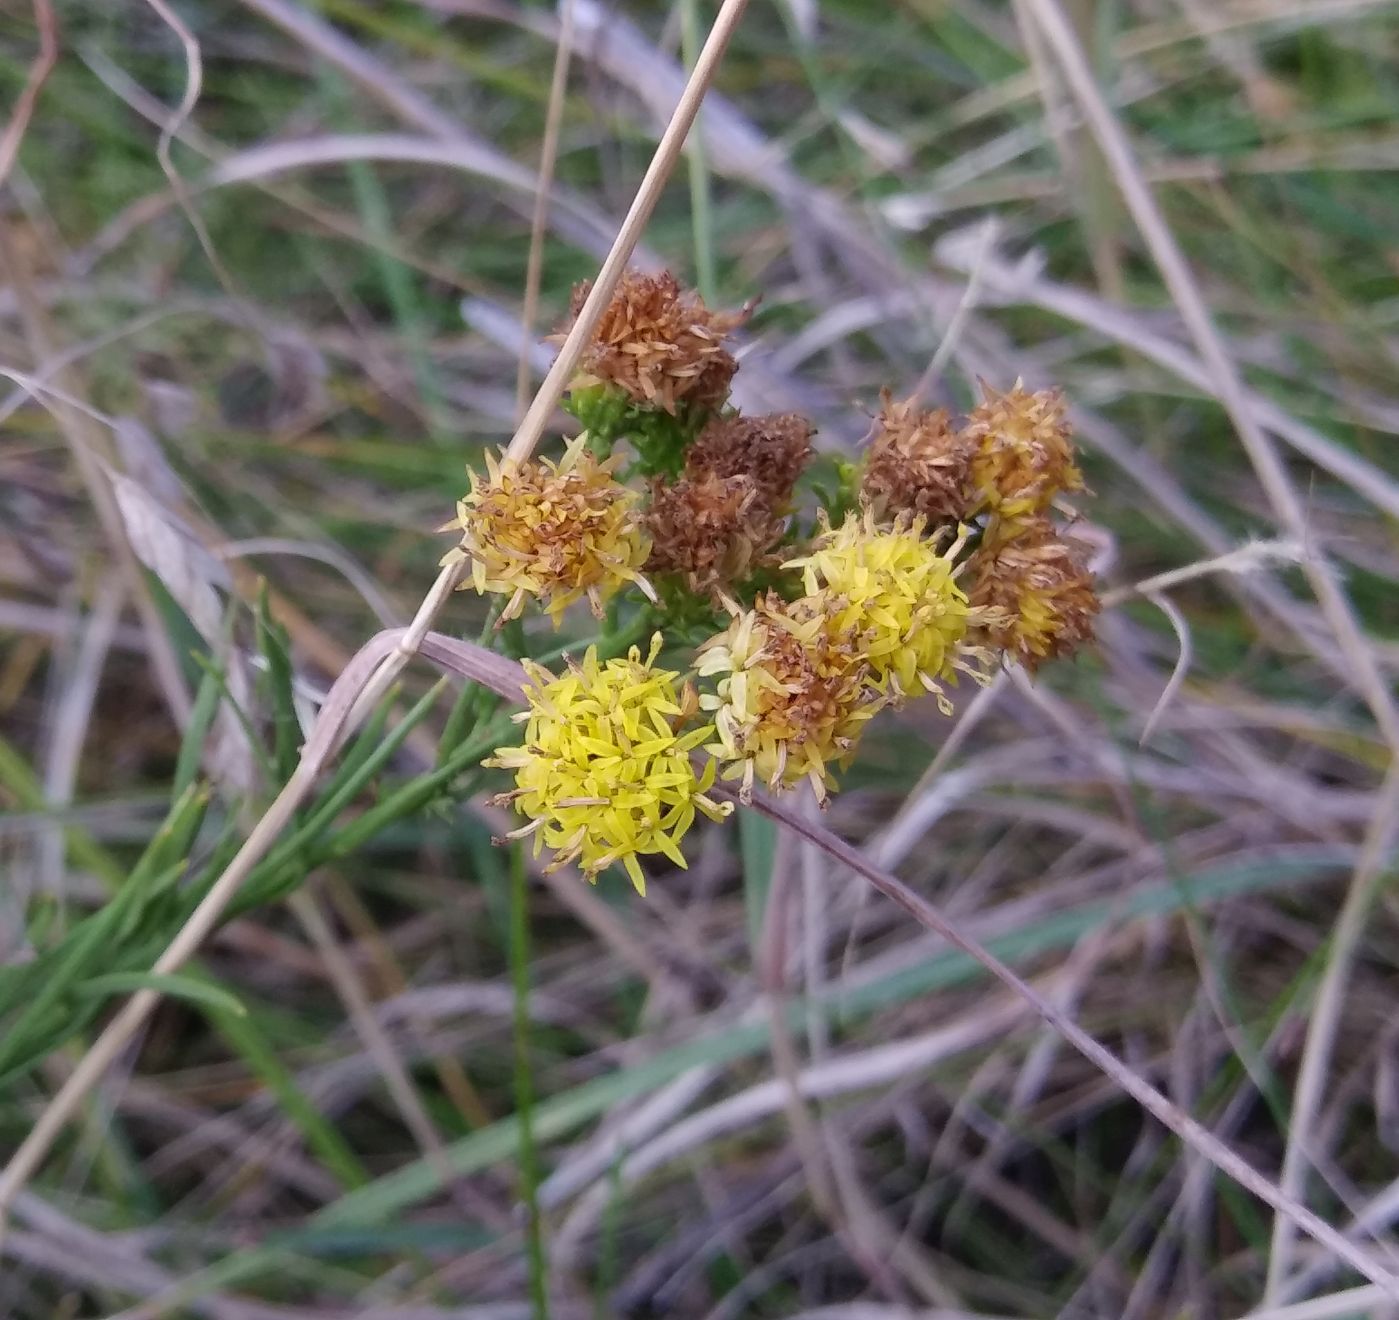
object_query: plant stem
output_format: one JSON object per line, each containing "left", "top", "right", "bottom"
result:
{"left": 680, "top": 0, "right": 716, "bottom": 302}
{"left": 510, "top": 842, "right": 548, "bottom": 1318}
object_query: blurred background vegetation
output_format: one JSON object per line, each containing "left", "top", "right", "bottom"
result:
{"left": 2, "top": 0, "right": 1399, "bottom": 1316}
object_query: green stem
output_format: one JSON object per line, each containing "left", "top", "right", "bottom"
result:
{"left": 510, "top": 843, "right": 548, "bottom": 1318}
{"left": 680, "top": 0, "right": 717, "bottom": 302}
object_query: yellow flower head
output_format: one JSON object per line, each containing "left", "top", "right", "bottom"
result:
{"left": 696, "top": 593, "right": 880, "bottom": 805}
{"left": 965, "top": 380, "right": 1084, "bottom": 518}
{"left": 486, "top": 635, "right": 732, "bottom": 894}
{"left": 442, "top": 436, "right": 653, "bottom": 625}
{"left": 786, "top": 509, "right": 983, "bottom": 709}
{"left": 969, "top": 516, "right": 1099, "bottom": 671}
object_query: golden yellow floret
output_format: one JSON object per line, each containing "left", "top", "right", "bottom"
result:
{"left": 486, "top": 636, "right": 732, "bottom": 894}
{"left": 965, "top": 380, "right": 1084, "bottom": 518}
{"left": 696, "top": 593, "right": 879, "bottom": 804}
{"left": 969, "top": 516, "right": 1099, "bottom": 671}
{"left": 786, "top": 509, "right": 985, "bottom": 710}
{"left": 441, "top": 435, "right": 653, "bottom": 625}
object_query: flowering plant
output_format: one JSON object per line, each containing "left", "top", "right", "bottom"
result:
{"left": 444, "top": 273, "right": 1100, "bottom": 892}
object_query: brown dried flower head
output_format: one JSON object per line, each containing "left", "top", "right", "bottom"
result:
{"left": 861, "top": 390, "right": 978, "bottom": 523}
{"left": 969, "top": 516, "right": 1099, "bottom": 671}
{"left": 686, "top": 412, "right": 814, "bottom": 511}
{"left": 965, "top": 380, "right": 1084, "bottom": 517}
{"left": 645, "top": 471, "right": 785, "bottom": 597}
{"left": 559, "top": 271, "right": 750, "bottom": 415}
{"left": 442, "top": 436, "right": 653, "bottom": 625}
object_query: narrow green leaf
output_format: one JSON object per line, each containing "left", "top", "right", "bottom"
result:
{"left": 75, "top": 971, "right": 247, "bottom": 1018}
{"left": 173, "top": 662, "right": 224, "bottom": 799}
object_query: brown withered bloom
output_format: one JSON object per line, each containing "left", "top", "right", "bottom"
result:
{"left": 697, "top": 592, "right": 880, "bottom": 804}
{"left": 558, "top": 271, "right": 750, "bottom": 414}
{"left": 861, "top": 391, "right": 977, "bottom": 523}
{"left": 969, "top": 517, "right": 1099, "bottom": 671}
{"left": 645, "top": 471, "right": 785, "bottom": 597}
{"left": 686, "top": 412, "right": 813, "bottom": 511}
{"left": 964, "top": 380, "right": 1084, "bottom": 517}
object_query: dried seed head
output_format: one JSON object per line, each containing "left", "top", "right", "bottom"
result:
{"left": 969, "top": 516, "right": 1100, "bottom": 671}
{"left": 557, "top": 271, "right": 749, "bottom": 415}
{"left": 686, "top": 412, "right": 814, "bottom": 511}
{"left": 861, "top": 391, "right": 977, "bottom": 523}
{"left": 786, "top": 509, "right": 990, "bottom": 711}
{"left": 965, "top": 380, "right": 1084, "bottom": 517}
{"left": 442, "top": 435, "right": 653, "bottom": 625}
{"left": 486, "top": 635, "right": 732, "bottom": 894}
{"left": 645, "top": 471, "right": 785, "bottom": 598}
{"left": 697, "top": 593, "right": 880, "bottom": 804}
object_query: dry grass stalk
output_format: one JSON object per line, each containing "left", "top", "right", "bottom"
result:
{"left": 1017, "top": 3, "right": 1399, "bottom": 1294}
{"left": 515, "top": 0, "right": 577, "bottom": 419}
{"left": 0, "top": 0, "right": 57, "bottom": 189}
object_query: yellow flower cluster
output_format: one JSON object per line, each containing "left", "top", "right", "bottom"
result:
{"left": 442, "top": 436, "right": 652, "bottom": 625}
{"left": 966, "top": 381, "right": 1082, "bottom": 518}
{"left": 487, "top": 637, "right": 731, "bottom": 894}
{"left": 697, "top": 511, "right": 991, "bottom": 802}
{"left": 444, "top": 270, "right": 1102, "bottom": 895}
{"left": 787, "top": 510, "right": 979, "bottom": 707}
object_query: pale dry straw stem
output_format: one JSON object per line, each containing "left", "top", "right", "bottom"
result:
{"left": 1016, "top": 7, "right": 1399, "bottom": 1292}
{"left": 0, "top": 0, "right": 57, "bottom": 189}
{"left": 1010, "top": 0, "right": 1077, "bottom": 185}
{"left": 725, "top": 786, "right": 1399, "bottom": 1300}
{"left": 759, "top": 827, "right": 839, "bottom": 1222}
{"left": 1243, "top": 1285, "right": 1396, "bottom": 1320}
{"left": 0, "top": 0, "right": 751, "bottom": 1238}
{"left": 1265, "top": 763, "right": 1399, "bottom": 1302}
{"left": 38, "top": 578, "right": 126, "bottom": 915}
{"left": 1022, "top": 0, "right": 1399, "bottom": 753}
{"left": 1099, "top": 539, "right": 1304, "bottom": 607}
{"left": 515, "top": 0, "right": 576, "bottom": 420}
{"left": 1139, "top": 591, "right": 1191, "bottom": 748}
{"left": 911, "top": 215, "right": 998, "bottom": 401}
{"left": 505, "top": 0, "right": 753, "bottom": 464}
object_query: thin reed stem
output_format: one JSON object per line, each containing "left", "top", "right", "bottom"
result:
{"left": 515, "top": 0, "right": 576, "bottom": 421}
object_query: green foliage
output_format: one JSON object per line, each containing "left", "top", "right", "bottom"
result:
{"left": 565, "top": 382, "right": 709, "bottom": 477}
